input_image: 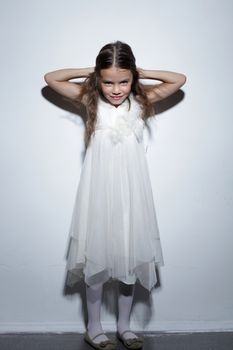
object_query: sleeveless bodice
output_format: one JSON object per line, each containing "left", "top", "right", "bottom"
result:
{"left": 94, "top": 94, "right": 145, "bottom": 144}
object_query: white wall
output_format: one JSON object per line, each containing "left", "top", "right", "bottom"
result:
{"left": 1, "top": 0, "right": 233, "bottom": 332}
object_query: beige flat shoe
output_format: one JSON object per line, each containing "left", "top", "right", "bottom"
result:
{"left": 117, "top": 330, "right": 144, "bottom": 349}
{"left": 84, "top": 332, "right": 117, "bottom": 350}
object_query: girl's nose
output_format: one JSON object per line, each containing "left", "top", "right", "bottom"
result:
{"left": 112, "top": 84, "right": 120, "bottom": 94}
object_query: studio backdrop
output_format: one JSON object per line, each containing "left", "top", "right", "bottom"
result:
{"left": 0, "top": 0, "right": 233, "bottom": 332}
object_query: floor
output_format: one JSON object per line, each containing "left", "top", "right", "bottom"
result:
{"left": 0, "top": 332, "right": 232, "bottom": 350}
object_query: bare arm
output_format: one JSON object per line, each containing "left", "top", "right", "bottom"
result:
{"left": 138, "top": 68, "right": 186, "bottom": 103}
{"left": 44, "top": 67, "right": 94, "bottom": 101}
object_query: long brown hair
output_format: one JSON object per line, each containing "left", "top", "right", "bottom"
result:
{"left": 78, "top": 41, "right": 154, "bottom": 147}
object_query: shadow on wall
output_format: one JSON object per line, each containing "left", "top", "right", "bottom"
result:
{"left": 41, "top": 85, "right": 185, "bottom": 328}
{"left": 41, "top": 85, "right": 88, "bottom": 162}
{"left": 41, "top": 85, "right": 88, "bottom": 121}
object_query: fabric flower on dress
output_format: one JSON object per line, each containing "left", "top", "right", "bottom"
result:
{"left": 108, "top": 115, "right": 144, "bottom": 145}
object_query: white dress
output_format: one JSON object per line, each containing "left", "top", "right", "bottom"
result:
{"left": 66, "top": 94, "right": 164, "bottom": 291}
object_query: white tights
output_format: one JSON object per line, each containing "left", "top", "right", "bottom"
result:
{"left": 86, "top": 280, "right": 137, "bottom": 343}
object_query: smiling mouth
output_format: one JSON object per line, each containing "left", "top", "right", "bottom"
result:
{"left": 111, "top": 96, "right": 123, "bottom": 99}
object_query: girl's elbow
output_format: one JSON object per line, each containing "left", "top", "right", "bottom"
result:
{"left": 44, "top": 72, "right": 56, "bottom": 85}
{"left": 180, "top": 74, "right": 187, "bottom": 86}
{"left": 44, "top": 73, "right": 51, "bottom": 84}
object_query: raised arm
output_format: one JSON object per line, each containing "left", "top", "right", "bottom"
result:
{"left": 44, "top": 67, "right": 94, "bottom": 102}
{"left": 138, "top": 68, "right": 186, "bottom": 103}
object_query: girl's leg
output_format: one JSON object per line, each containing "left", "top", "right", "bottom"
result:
{"left": 86, "top": 281, "right": 109, "bottom": 343}
{"left": 117, "top": 281, "right": 138, "bottom": 339}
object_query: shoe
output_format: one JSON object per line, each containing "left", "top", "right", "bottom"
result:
{"left": 84, "top": 332, "right": 117, "bottom": 350}
{"left": 117, "top": 330, "right": 144, "bottom": 349}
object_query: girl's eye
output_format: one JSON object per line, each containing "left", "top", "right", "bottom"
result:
{"left": 120, "top": 81, "right": 128, "bottom": 85}
{"left": 104, "top": 82, "right": 112, "bottom": 85}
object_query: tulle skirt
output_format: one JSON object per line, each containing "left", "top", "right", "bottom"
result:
{"left": 65, "top": 130, "right": 164, "bottom": 291}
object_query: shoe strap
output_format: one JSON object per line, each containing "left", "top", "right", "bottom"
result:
{"left": 92, "top": 332, "right": 106, "bottom": 341}
{"left": 120, "top": 329, "right": 133, "bottom": 337}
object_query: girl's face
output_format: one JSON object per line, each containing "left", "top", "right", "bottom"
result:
{"left": 99, "top": 66, "right": 133, "bottom": 106}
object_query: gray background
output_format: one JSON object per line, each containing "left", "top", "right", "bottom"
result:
{"left": 0, "top": 0, "right": 232, "bottom": 333}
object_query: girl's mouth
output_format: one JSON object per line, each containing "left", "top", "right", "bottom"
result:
{"left": 111, "top": 96, "right": 123, "bottom": 100}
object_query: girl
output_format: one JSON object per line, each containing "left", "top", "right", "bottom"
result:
{"left": 44, "top": 41, "right": 186, "bottom": 350}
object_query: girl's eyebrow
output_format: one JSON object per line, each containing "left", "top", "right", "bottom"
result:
{"left": 102, "top": 79, "right": 129, "bottom": 83}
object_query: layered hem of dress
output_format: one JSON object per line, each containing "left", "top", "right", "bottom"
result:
{"left": 66, "top": 228, "right": 164, "bottom": 292}
{"left": 65, "top": 258, "right": 164, "bottom": 292}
